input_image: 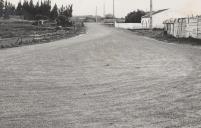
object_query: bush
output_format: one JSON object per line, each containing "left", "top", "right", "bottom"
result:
{"left": 35, "top": 15, "right": 48, "bottom": 20}
{"left": 125, "top": 10, "right": 146, "bottom": 23}
{"left": 56, "top": 15, "right": 72, "bottom": 27}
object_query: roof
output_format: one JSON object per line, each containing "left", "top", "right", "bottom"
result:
{"left": 142, "top": 9, "right": 169, "bottom": 18}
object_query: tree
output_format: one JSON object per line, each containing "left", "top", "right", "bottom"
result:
{"left": 4, "top": 2, "right": 15, "bottom": 18}
{"left": 59, "top": 5, "right": 64, "bottom": 15}
{"left": 56, "top": 4, "right": 73, "bottom": 26}
{"left": 2, "top": 0, "right": 73, "bottom": 21}
{"left": 40, "top": 0, "right": 51, "bottom": 17}
{"left": 28, "top": 0, "right": 34, "bottom": 17}
{"left": 63, "top": 5, "right": 72, "bottom": 18}
{"left": 22, "top": 0, "right": 30, "bottom": 19}
{"left": 34, "top": 1, "right": 39, "bottom": 17}
{"left": 56, "top": 15, "right": 71, "bottom": 27}
{"left": 8, "top": 2, "right": 16, "bottom": 15}
{"left": 125, "top": 10, "right": 146, "bottom": 23}
{"left": 21, "top": 0, "right": 34, "bottom": 19}
{"left": 50, "top": 4, "right": 58, "bottom": 20}
{"left": 0, "top": 0, "right": 4, "bottom": 17}
{"left": 16, "top": 1, "right": 23, "bottom": 15}
{"left": 68, "top": 5, "right": 73, "bottom": 17}
{"left": 4, "top": 0, "right": 9, "bottom": 19}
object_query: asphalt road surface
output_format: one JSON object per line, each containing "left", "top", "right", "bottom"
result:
{"left": 1, "top": 23, "right": 201, "bottom": 128}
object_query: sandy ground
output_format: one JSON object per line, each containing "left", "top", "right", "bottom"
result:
{"left": 1, "top": 23, "right": 201, "bottom": 128}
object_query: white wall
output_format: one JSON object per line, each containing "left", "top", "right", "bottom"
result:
{"left": 141, "top": 18, "right": 150, "bottom": 29}
{"left": 153, "top": 10, "right": 178, "bottom": 28}
{"left": 115, "top": 22, "right": 142, "bottom": 29}
{"left": 142, "top": 9, "right": 187, "bottom": 29}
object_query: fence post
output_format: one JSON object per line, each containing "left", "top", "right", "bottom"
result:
{"left": 19, "top": 36, "right": 22, "bottom": 45}
{"left": 74, "top": 25, "right": 77, "bottom": 33}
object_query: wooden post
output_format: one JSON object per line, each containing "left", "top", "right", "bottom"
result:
{"left": 173, "top": 23, "right": 174, "bottom": 36}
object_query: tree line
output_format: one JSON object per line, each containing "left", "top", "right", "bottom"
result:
{"left": 0, "top": 0, "right": 15, "bottom": 18}
{"left": 0, "top": 0, "right": 73, "bottom": 21}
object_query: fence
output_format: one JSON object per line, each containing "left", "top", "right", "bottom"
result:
{"left": 164, "top": 16, "right": 201, "bottom": 39}
{"left": 115, "top": 22, "right": 142, "bottom": 29}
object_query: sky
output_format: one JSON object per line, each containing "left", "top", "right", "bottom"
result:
{"left": 11, "top": 0, "right": 201, "bottom": 18}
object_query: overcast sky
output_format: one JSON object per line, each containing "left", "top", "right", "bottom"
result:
{"left": 11, "top": 0, "right": 201, "bottom": 17}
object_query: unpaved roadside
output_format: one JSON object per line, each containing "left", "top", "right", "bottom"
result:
{"left": 130, "top": 29, "right": 201, "bottom": 46}
{"left": 1, "top": 23, "right": 201, "bottom": 128}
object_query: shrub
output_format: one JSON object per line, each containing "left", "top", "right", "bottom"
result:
{"left": 56, "top": 15, "right": 72, "bottom": 27}
{"left": 125, "top": 10, "right": 146, "bottom": 23}
{"left": 35, "top": 15, "right": 48, "bottom": 20}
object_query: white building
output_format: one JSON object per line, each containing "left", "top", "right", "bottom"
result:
{"left": 141, "top": 9, "right": 186, "bottom": 29}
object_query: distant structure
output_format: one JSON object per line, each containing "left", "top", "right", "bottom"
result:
{"left": 141, "top": 9, "right": 186, "bottom": 29}
{"left": 103, "top": 14, "right": 115, "bottom": 24}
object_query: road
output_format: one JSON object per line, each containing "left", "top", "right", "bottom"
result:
{"left": 1, "top": 23, "right": 201, "bottom": 128}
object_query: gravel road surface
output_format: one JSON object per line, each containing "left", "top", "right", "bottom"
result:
{"left": 1, "top": 23, "right": 201, "bottom": 128}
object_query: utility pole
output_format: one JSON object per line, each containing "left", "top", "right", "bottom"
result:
{"left": 103, "top": 3, "right": 106, "bottom": 17}
{"left": 113, "top": 0, "right": 115, "bottom": 18}
{"left": 150, "top": 0, "right": 153, "bottom": 30}
{"left": 96, "top": 6, "right": 98, "bottom": 22}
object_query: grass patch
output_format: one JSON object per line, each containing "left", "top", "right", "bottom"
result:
{"left": 0, "top": 19, "right": 85, "bottom": 49}
{"left": 130, "top": 29, "right": 201, "bottom": 46}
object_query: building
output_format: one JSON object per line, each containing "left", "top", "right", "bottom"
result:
{"left": 141, "top": 9, "right": 186, "bottom": 29}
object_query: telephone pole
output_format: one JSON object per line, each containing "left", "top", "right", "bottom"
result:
{"left": 103, "top": 3, "right": 106, "bottom": 16}
{"left": 150, "top": 0, "right": 153, "bottom": 30}
{"left": 113, "top": 0, "right": 115, "bottom": 18}
{"left": 96, "top": 6, "right": 98, "bottom": 22}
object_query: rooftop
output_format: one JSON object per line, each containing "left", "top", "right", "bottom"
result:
{"left": 142, "top": 9, "right": 169, "bottom": 18}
